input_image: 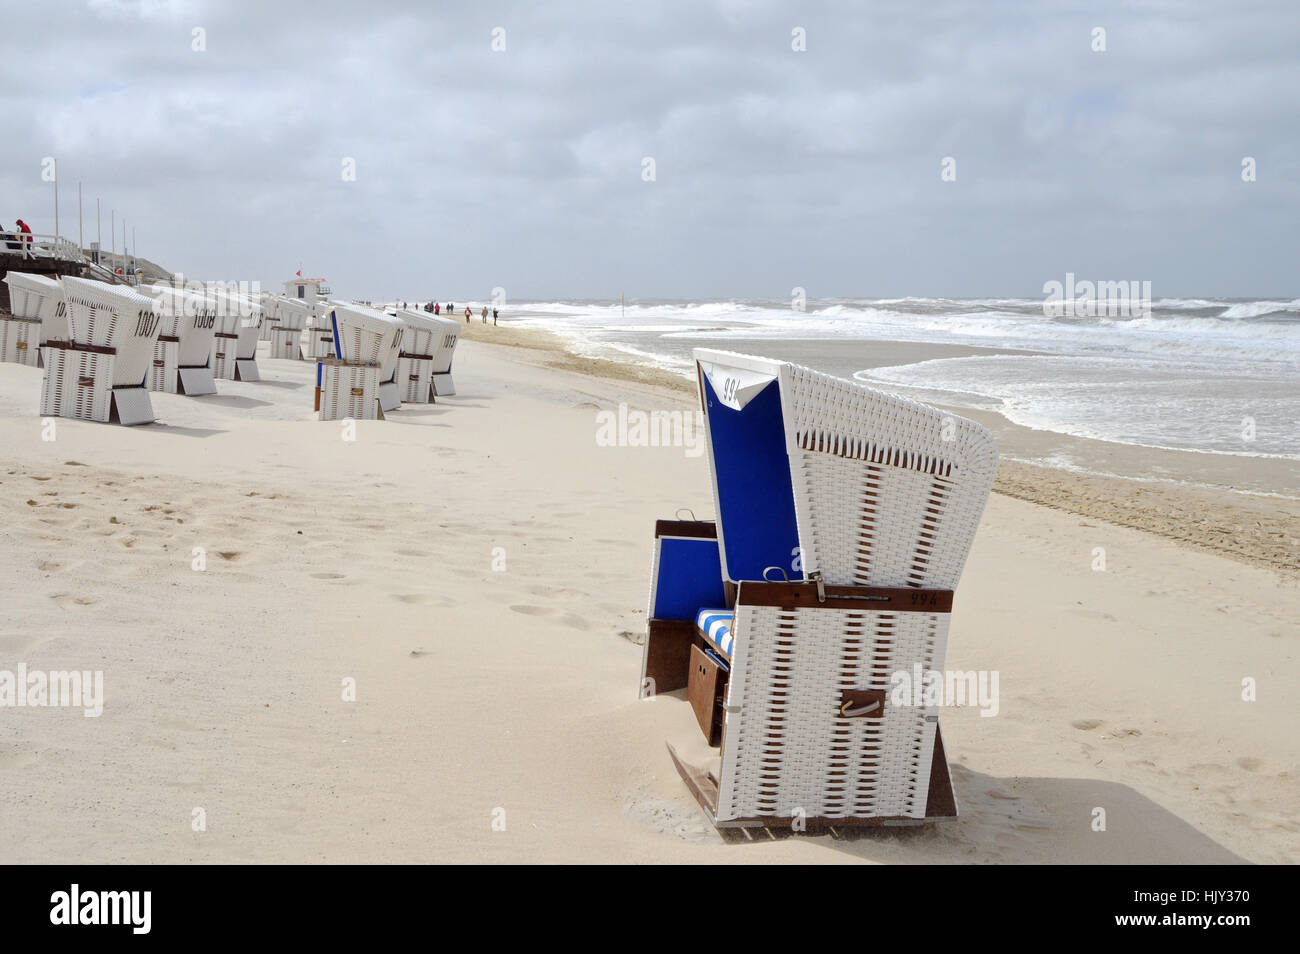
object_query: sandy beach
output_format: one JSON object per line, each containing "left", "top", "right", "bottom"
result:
{"left": 0, "top": 329, "right": 1295, "bottom": 864}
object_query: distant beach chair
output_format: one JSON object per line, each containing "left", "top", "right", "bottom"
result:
{"left": 140, "top": 284, "right": 219, "bottom": 395}
{"left": 641, "top": 349, "right": 998, "bottom": 829}
{"left": 315, "top": 303, "right": 403, "bottom": 421}
{"left": 268, "top": 297, "right": 311, "bottom": 360}
{"left": 1, "top": 271, "right": 67, "bottom": 367}
{"left": 42, "top": 276, "right": 161, "bottom": 425}
{"left": 428, "top": 313, "right": 461, "bottom": 396}
{"left": 207, "top": 291, "right": 262, "bottom": 382}
{"left": 257, "top": 292, "right": 277, "bottom": 342}
{"left": 391, "top": 308, "right": 446, "bottom": 403}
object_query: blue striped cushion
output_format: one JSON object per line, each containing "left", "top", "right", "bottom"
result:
{"left": 695, "top": 608, "right": 734, "bottom": 658}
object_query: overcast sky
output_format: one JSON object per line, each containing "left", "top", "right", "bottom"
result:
{"left": 3, "top": 0, "right": 1297, "bottom": 301}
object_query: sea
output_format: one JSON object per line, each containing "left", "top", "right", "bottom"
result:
{"left": 502, "top": 297, "right": 1299, "bottom": 462}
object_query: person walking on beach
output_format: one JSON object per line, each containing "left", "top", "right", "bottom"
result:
{"left": 433, "top": 302, "right": 440, "bottom": 315}
{"left": 481, "top": 305, "right": 488, "bottom": 323}
{"left": 464, "top": 306, "right": 472, "bottom": 322}
{"left": 492, "top": 307, "right": 498, "bottom": 326}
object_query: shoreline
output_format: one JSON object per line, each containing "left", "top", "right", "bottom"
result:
{"left": 461, "top": 321, "right": 1299, "bottom": 578}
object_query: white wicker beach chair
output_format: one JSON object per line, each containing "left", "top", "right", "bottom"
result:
{"left": 641, "top": 349, "right": 998, "bottom": 829}
{"left": 2, "top": 271, "right": 68, "bottom": 366}
{"left": 140, "top": 285, "right": 219, "bottom": 395}
{"left": 315, "top": 303, "right": 403, "bottom": 421}
{"left": 268, "top": 297, "right": 310, "bottom": 360}
{"left": 206, "top": 290, "right": 262, "bottom": 382}
{"left": 428, "top": 313, "right": 461, "bottom": 396}
{"left": 43, "top": 277, "right": 161, "bottom": 425}
{"left": 390, "top": 308, "right": 444, "bottom": 404}
{"left": 257, "top": 292, "right": 277, "bottom": 342}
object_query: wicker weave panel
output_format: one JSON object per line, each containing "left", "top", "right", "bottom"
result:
{"left": 396, "top": 355, "right": 433, "bottom": 404}
{"left": 268, "top": 327, "right": 302, "bottom": 360}
{"left": 783, "top": 364, "right": 997, "bottom": 589}
{"left": 0, "top": 317, "right": 40, "bottom": 366}
{"left": 716, "top": 602, "right": 949, "bottom": 821}
{"left": 319, "top": 364, "right": 380, "bottom": 421}
{"left": 40, "top": 347, "right": 114, "bottom": 422}
{"left": 147, "top": 339, "right": 178, "bottom": 393}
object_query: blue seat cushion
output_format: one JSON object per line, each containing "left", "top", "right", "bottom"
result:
{"left": 695, "top": 608, "right": 734, "bottom": 659}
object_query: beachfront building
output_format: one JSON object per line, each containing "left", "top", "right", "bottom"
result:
{"left": 283, "top": 276, "right": 331, "bottom": 306}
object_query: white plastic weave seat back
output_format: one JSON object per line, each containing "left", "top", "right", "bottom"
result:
{"left": 3, "top": 272, "right": 68, "bottom": 343}
{"left": 695, "top": 349, "right": 998, "bottom": 590}
{"left": 324, "top": 304, "right": 403, "bottom": 374}
{"left": 429, "top": 314, "right": 460, "bottom": 375}
{"left": 395, "top": 309, "right": 443, "bottom": 357}
{"left": 143, "top": 285, "right": 219, "bottom": 367}
{"left": 59, "top": 276, "right": 159, "bottom": 353}
{"left": 274, "top": 297, "right": 311, "bottom": 331}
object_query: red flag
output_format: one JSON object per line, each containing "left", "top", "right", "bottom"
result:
{"left": 296, "top": 269, "right": 302, "bottom": 277}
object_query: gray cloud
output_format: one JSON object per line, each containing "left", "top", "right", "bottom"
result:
{"left": 3, "top": 0, "right": 1296, "bottom": 300}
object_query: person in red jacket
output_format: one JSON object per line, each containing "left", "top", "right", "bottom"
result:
{"left": 15, "top": 219, "right": 33, "bottom": 258}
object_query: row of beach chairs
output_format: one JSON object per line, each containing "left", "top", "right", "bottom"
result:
{"left": 0, "top": 273, "right": 460, "bottom": 425}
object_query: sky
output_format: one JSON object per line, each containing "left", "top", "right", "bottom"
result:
{"left": 2, "top": 0, "right": 1297, "bottom": 302}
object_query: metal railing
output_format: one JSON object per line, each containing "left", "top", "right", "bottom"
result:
{"left": 0, "top": 232, "right": 84, "bottom": 263}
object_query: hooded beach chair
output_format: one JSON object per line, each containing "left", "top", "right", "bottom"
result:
{"left": 428, "top": 312, "right": 461, "bottom": 396}
{"left": 390, "top": 308, "right": 446, "bottom": 403}
{"left": 641, "top": 349, "right": 998, "bottom": 829}
{"left": 258, "top": 292, "right": 277, "bottom": 341}
{"left": 204, "top": 289, "right": 263, "bottom": 382}
{"left": 1, "top": 271, "right": 67, "bottom": 366}
{"left": 41, "top": 277, "right": 161, "bottom": 425}
{"left": 140, "top": 284, "right": 219, "bottom": 395}
{"left": 314, "top": 303, "right": 403, "bottom": 421}
{"left": 268, "top": 297, "right": 311, "bottom": 360}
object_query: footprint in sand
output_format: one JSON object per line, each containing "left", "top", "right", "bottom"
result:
{"left": 36, "top": 560, "right": 63, "bottom": 573}
{"left": 311, "top": 572, "right": 345, "bottom": 580}
{"left": 1071, "top": 719, "right": 1104, "bottom": 731}
{"left": 526, "top": 584, "right": 587, "bottom": 601}
{"left": 510, "top": 605, "right": 558, "bottom": 617}
{"left": 216, "top": 551, "right": 242, "bottom": 561}
{"left": 49, "top": 593, "right": 100, "bottom": 608}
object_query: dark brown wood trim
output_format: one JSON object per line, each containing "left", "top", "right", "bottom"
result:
{"left": 736, "top": 581, "right": 953, "bottom": 613}
{"left": 214, "top": 332, "right": 239, "bottom": 339}
{"left": 398, "top": 351, "right": 434, "bottom": 361}
{"left": 157, "top": 335, "right": 180, "bottom": 343}
{"left": 654, "top": 519, "right": 717, "bottom": 540}
{"left": 643, "top": 618, "right": 695, "bottom": 694}
{"left": 43, "top": 340, "right": 116, "bottom": 356}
